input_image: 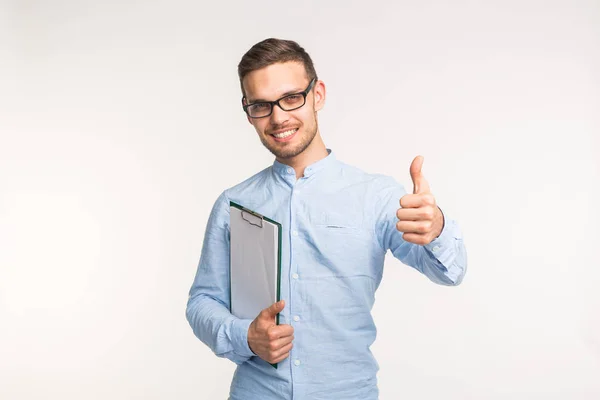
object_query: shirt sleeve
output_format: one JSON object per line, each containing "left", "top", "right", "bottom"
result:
{"left": 374, "top": 177, "right": 467, "bottom": 286}
{"left": 185, "top": 191, "right": 256, "bottom": 365}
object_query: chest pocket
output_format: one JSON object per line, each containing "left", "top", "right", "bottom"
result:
{"left": 312, "top": 210, "right": 364, "bottom": 234}
{"left": 305, "top": 209, "right": 375, "bottom": 279}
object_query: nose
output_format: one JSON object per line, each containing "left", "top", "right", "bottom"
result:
{"left": 269, "top": 103, "right": 290, "bottom": 125}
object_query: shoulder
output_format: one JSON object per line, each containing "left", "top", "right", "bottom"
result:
{"left": 336, "top": 158, "right": 404, "bottom": 194}
{"left": 219, "top": 165, "right": 272, "bottom": 201}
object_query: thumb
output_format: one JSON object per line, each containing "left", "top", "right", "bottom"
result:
{"left": 262, "top": 299, "right": 284, "bottom": 319}
{"left": 409, "top": 155, "right": 430, "bottom": 194}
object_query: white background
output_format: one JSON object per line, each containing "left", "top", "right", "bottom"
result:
{"left": 1, "top": 1, "right": 599, "bottom": 399}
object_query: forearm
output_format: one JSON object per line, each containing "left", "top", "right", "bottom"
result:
{"left": 186, "top": 292, "right": 255, "bottom": 365}
{"left": 402, "top": 218, "right": 467, "bottom": 286}
{"left": 186, "top": 192, "right": 255, "bottom": 365}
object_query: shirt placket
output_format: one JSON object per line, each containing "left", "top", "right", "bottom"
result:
{"left": 286, "top": 167, "right": 304, "bottom": 400}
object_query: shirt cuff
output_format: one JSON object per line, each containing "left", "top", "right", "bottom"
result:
{"left": 424, "top": 218, "right": 461, "bottom": 267}
{"left": 230, "top": 318, "right": 256, "bottom": 358}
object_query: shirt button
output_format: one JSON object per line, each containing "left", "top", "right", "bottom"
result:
{"left": 294, "top": 359, "right": 301, "bottom": 366}
{"left": 292, "top": 230, "right": 298, "bottom": 236}
{"left": 292, "top": 273, "right": 299, "bottom": 279}
{"left": 293, "top": 315, "right": 300, "bottom": 322}
{"left": 287, "top": 167, "right": 293, "bottom": 174}
{"left": 433, "top": 246, "right": 440, "bottom": 252}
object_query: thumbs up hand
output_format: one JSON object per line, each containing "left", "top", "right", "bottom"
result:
{"left": 247, "top": 300, "right": 295, "bottom": 364}
{"left": 396, "top": 156, "right": 444, "bottom": 245}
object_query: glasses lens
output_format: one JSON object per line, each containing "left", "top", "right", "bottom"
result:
{"left": 247, "top": 103, "right": 272, "bottom": 117}
{"left": 279, "top": 94, "right": 305, "bottom": 111}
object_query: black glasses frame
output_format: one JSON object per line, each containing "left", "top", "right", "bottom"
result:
{"left": 242, "top": 78, "right": 317, "bottom": 118}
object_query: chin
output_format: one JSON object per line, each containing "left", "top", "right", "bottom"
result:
{"left": 269, "top": 147, "right": 303, "bottom": 159}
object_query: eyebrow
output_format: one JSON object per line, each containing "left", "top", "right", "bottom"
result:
{"left": 247, "top": 87, "right": 304, "bottom": 103}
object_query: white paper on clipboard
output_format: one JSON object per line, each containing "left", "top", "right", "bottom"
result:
{"left": 229, "top": 202, "right": 281, "bottom": 320}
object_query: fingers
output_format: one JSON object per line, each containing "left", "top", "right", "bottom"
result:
{"left": 399, "top": 193, "right": 435, "bottom": 209}
{"left": 262, "top": 327, "right": 294, "bottom": 364}
{"left": 396, "top": 206, "right": 435, "bottom": 221}
{"left": 268, "top": 335, "right": 294, "bottom": 352}
{"left": 400, "top": 232, "right": 431, "bottom": 246}
{"left": 396, "top": 220, "right": 434, "bottom": 234}
{"left": 267, "top": 324, "right": 294, "bottom": 339}
{"left": 270, "top": 342, "right": 294, "bottom": 363}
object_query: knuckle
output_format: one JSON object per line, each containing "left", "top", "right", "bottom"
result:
{"left": 422, "top": 208, "right": 434, "bottom": 219}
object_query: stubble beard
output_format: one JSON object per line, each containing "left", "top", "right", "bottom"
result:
{"left": 260, "top": 118, "right": 318, "bottom": 160}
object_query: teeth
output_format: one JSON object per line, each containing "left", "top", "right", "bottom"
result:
{"left": 273, "top": 128, "right": 297, "bottom": 138}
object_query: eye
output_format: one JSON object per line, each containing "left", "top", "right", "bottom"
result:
{"left": 281, "top": 94, "right": 304, "bottom": 106}
{"left": 250, "top": 103, "right": 269, "bottom": 110}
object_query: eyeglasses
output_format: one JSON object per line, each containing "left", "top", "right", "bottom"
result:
{"left": 242, "top": 78, "right": 316, "bottom": 118}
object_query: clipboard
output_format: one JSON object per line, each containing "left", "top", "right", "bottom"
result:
{"left": 229, "top": 201, "right": 282, "bottom": 368}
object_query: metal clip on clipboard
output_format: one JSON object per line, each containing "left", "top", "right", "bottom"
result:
{"left": 240, "top": 207, "right": 264, "bottom": 228}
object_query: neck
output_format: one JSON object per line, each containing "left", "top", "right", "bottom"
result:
{"left": 276, "top": 132, "right": 328, "bottom": 179}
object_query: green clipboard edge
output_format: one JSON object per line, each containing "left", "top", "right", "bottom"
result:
{"left": 229, "top": 201, "right": 282, "bottom": 369}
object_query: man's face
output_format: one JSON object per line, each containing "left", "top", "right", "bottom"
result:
{"left": 242, "top": 62, "right": 324, "bottom": 160}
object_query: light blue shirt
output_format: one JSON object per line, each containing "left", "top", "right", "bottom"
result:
{"left": 186, "top": 149, "right": 467, "bottom": 400}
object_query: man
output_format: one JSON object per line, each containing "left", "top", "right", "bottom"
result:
{"left": 186, "top": 38, "right": 467, "bottom": 400}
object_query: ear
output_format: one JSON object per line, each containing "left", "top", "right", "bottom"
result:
{"left": 313, "top": 80, "right": 326, "bottom": 112}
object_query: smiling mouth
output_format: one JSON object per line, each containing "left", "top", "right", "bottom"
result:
{"left": 271, "top": 128, "right": 298, "bottom": 139}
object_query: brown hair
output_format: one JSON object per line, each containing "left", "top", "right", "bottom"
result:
{"left": 237, "top": 38, "right": 318, "bottom": 98}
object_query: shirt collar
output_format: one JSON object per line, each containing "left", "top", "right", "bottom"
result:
{"left": 272, "top": 148, "right": 336, "bottom": 178}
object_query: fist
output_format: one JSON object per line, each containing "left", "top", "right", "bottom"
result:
{"left": 247, "top": 300, "right": 294, "bottom": 364}
{"left": 396, "top": 155, "right": 444, "bottom": 245}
